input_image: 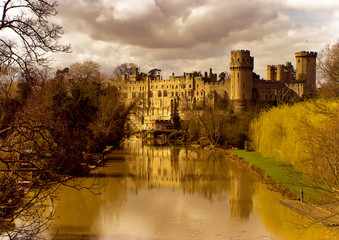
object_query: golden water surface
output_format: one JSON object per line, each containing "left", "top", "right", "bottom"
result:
{"left": 47, "top": 140, "right": 337, "bottom": 240}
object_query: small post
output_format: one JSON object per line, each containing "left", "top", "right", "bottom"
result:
{"left": 300, "top": 187, "right": 303, "bottom": 202}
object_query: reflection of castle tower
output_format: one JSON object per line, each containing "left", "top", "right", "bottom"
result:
{"left": 229, "top": 167, "right": 254, "bottom": 219}
{"left": 230, "top": 50, "right": 254, "bottom": 100}
{"left": 295, "top": 51, "right": 317, "bottom": 94}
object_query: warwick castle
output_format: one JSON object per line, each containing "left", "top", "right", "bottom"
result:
{"left": 120, "top": 50, "right": 317, "bottom": 130}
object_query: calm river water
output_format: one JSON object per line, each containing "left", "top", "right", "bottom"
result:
{"left": 47, "top": 140, "right": 335, "bottom": 240}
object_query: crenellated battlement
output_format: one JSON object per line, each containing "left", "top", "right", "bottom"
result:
{"left": 295, "top": 51, "right": 317, "bottom": 58}
{"left": 230, "top": 50, "right": 254, "bottom": 70}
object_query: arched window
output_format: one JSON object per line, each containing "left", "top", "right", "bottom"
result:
{"left": 164, "top": 90, "right": 168, "bottom": 97}
{"left": 158, "top": 90, "right": 162, "bottom": 97}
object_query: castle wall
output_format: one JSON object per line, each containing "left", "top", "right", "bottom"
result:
{"left": 121, "top": 50, "right": 317, "bottom": 130}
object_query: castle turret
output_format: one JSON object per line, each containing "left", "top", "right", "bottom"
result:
{"left": 229, "top": 50, "right": 254, "bottom": 100}
{"left": 295, "top": 51, "right": 317, "bottom": 94}
{"left": 276, "top": 65, "right": 286, "bottom": 82}
{"left": 267, "top": 65, "right": 276, "bottom": 81}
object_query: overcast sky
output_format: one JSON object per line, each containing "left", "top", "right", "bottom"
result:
{"left": 52, "top": 0, "right": 339, "bottom": 78}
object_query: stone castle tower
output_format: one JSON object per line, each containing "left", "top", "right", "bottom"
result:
{"left": 229, "top": 50, "right": 254, "bottom": 100}
{"left": 295, "top": 51, "right": 317, "bottom": 94}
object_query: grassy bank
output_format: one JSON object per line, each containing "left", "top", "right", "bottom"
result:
{"left": 230, "top": 150, "right": 321, "bottom": 202}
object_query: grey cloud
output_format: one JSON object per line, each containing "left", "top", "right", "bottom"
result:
{"left": 58, "top": 0, "right": 284, "bottom": 49}
{"left": 52, "top": 0, "right": 337, "bottom": 79}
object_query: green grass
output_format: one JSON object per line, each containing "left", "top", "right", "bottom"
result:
{"left": 230, "top": 150, "right": 322, "bottom": 202}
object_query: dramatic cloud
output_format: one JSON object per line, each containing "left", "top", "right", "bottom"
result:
{"left": 52, "top": 0, "right": 339, "bottom": 77}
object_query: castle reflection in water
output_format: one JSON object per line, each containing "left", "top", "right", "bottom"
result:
{"left": 122, "top": 139, "right": 254, "bottom": 219}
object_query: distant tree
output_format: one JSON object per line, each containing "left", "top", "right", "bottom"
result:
{"left": 218, "top": 72, "right": 231, "bottom": 81}
{"left": 317, "top": 39, "right": 339, "bottom": 97}
{"left": 0, "top": 0, "right": 70, "bottom": 71}
{"left": 88, "top": 86, "right": 135, "bottom": 153}
{"left": 170, "top": 99, "right": 180, "bottom": 129}
{"left": 148, "top": 68, "right": 161, "bottom": 80}
{"left": 67, "top": 61, "right": 103, "bottom": 107}
{"left": 198, "top": 104, "right": 235, "bottom": 146}
{"left": 113, "top": 63, "right": 139, "bottom": 80}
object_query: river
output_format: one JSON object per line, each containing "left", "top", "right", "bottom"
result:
{"left": 46, "top": 140, "right": 336, "bottom": 240}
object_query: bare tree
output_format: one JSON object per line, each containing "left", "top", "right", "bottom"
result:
{"left": 112, "top": 63, "right": 139, "bottom": 80}
{"left": 0, "top": 0, "right": 70, "bottom": 71}
{"left": 317, "top": 39, "right": 339, "bottom": 97}
{"left": 218, "top": 71, "right": 231, "bottom": 81}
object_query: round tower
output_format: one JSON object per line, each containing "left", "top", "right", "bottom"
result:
{"left": 295, "top": 51, "right": 317, "bottom": 93}
{"left": 229, "top": 50, "right": 254, "bottom": 100}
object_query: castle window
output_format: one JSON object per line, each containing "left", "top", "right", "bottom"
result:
{"left": 149, "top": 91, "right": 153, "bottom": 98}
{"left": 172, "top": 85, "right": 174, "bottom": 89}
{"left": 176, "top": 85, "right": 178, "bottom": 89}
{"left": 197, "top": 91, "right": 199, "bottom": 96}
{"left": 132, "top": 92, "right": 136, "bottom": 98}
{"left": 189, "top": 84, "right": 191, "bottom": 88}
{"left": 238, "top": 73, "right": 240, "bottom": 78}
{"left": 164, "top": 90, "right": 167, "bottom": 97}
{"left": 243, "top": 93, "right": 245, "bottom": 99}
{"left": 172, "top": 92, "right": 174, "bottom": 97}
{"left": 243, "top": 82, "right": 245, "bottom": 88}
{"left": 238, "top": 58, "right": 240, "bottom": 62}
{"left": 158, "top": 90, "right": 162, "bottom": 97}
{"left": 140, "top": 87, "right": 141, "bottom": 91}
{"left": 197, "top": 84, "right": 199, "bottom": 88}
{"left": 243, "top": 58, "right": 245, "bottom": 62}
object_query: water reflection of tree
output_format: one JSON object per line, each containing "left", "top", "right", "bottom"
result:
{"left": 50, "top": 169, "right": 127, "bottom": 239}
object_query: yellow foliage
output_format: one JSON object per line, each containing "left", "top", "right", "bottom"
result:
{"left": 250, "top": 98, "right": 339, "bottom": 186}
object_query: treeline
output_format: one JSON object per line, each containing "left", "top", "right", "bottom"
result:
{"left": 249, "top": 98, "right": 338, "bottom": 197}
{"left": 0, "top": 61, "right": 133, "bottom": 176}
{"left": 180, "top": 101, "right": 263, "bottom": 148}
{"left": 0, "top": 61, "right": 134, "bottom": 238}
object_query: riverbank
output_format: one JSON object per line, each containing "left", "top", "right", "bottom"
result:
{"left": 227, "top": 150, "right": 323, "bottom": 201}
{"left": 223, "top": 149, "right": 339, "bottom": 227}
{"left": 214, "top": 149, "right": 297, "bottom": 199}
